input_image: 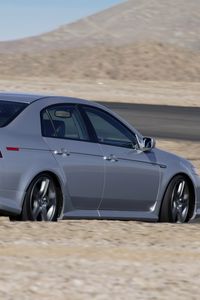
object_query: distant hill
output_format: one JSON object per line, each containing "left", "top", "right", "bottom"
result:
{"left": 0, "top": 0, "right": 200, "bottom": 81}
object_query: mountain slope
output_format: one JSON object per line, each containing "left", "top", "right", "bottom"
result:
{"left": 1, "top": 42, "right": 200, "bottom": 81}
{"left": 0, "top": 0, "right": 200, "bottom": 81}
{"left": 1, "top": 0, "right": 200, "bottom": 53}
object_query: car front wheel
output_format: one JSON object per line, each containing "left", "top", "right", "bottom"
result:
{"left": 160, "top": 175, "right": 194, "bottom": 223}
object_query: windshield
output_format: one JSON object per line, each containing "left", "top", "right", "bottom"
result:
{"left": 0, "top": 100, "right": 28, "bottom": 127}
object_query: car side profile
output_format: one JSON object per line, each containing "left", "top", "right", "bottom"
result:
{"left": 0, "top": 92, "right": 199, "bottom": 223}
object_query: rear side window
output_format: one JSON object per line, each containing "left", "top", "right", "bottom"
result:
{"left": 0, "top": 101, "right": 28, "bottom": 127}
{"left": 41, "top": 105, "right": 89, "bottom": 141}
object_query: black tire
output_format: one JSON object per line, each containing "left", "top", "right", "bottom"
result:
{"left": 9, "top": 215, "right": 22, "bottom": 222}
{"left": 20, "top": 173, "right": 61, "bottom": 221}
{"left": 160, "top": 175, "right": 194, "bottom": 223}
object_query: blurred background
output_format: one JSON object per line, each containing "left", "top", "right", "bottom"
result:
{"left": 0, "top": 0, "right": 200, "bottom": 165}
{"left": 0, "top": 1, "right": 200, "bottom": 299}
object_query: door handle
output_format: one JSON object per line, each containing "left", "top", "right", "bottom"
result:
{"left": 53, "top": 148, "right": 70, "bottom": 156}
{"left": 103, "top": 154, "right": 118, "bottom": 162}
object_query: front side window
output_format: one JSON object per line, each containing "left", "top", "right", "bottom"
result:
{"left": 41, "top": 105, "right": 89, "bottom": 141}
{"left": 0, "top": 100, "right": 28, "bottom": 127}
{"left": 83, "top": 106, "right": 137, "bottom": 148}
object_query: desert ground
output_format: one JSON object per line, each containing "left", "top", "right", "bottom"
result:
{"left": 1, "top": 218, "right": 200, "bottom": 300}
{"left": 1, "top": 77, "right": 200, "bottom": 107}
{"left": 0, "top": 78, "right": 200, "bottom": 299}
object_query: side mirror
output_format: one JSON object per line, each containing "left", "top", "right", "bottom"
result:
{"left": 142, "top": 137, "right": 156, "bottom": 152}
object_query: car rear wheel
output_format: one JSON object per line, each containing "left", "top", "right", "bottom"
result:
{"left": 160, "top": 175, "right": 194, "bottom": 223}
{"left": 21, "top": 173, "right": 61, "bottom": 221}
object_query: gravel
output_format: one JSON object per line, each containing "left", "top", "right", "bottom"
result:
{"left": 0, "top": 218, "right": 200, "bottom": 300}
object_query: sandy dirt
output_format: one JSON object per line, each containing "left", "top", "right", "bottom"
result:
{"left": 0, "top": 218, "right": 200, "bottom": 300}
{"left": 0, "top": 78, "right": 200, "bottom": 107}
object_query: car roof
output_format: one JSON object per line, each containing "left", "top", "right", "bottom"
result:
{"left": 0, "top": 92, "right": 93, "bottom": 105}
{"left": 0, "top": 92, "right": 44, "bottom": 103}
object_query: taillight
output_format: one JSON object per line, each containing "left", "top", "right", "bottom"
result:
{"left": 6, "top": 147, "right": 19, "bottom": 151}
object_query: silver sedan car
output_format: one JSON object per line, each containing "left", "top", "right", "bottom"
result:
{"left": 0, "top": 92, "right": 199, "bottom": 223}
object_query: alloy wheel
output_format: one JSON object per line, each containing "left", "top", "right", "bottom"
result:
{"left": 171, "top": 179, "right": 189, "bottom": 223}
{"left": 30, "top": 176, "right": 57, "bottom": 221}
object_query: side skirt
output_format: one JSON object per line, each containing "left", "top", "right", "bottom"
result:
{"left": 62, "top": 209, "right": 158, "bottom": 222}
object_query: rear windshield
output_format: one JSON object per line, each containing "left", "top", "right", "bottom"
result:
{"left": 0, "top": 100, "right": 28, "bottom": 127}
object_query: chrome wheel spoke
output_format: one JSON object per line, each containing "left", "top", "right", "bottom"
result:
{"left": 32, "top": 202, "right": 41, "bottom": 220}
{"left": 172, "top": 201, "right": 178, "bottom": 221}
{"left": 39, "top": 179, "right": 50, "bottom": 198}
{"left": 177, "top": 181, "right": 185, "bottom": 198}
{"left": 29, "top": 176, "right": 58, "bottom": 222}
{"left": 171, "top": 180, "right": 189, "bottom": 223}
{"left": 48, "top": 190, "right": 56, "bottom": 202}
{"left": 177, "top": 203, "right": 188, "bottom": 223}
{"left": 177, "top": 210, "right": 184, "bottom": 223}
{"left": 41, "top": 205, "right": 48, "bottom": 221}
{"left": 47, "top": 205, "right": 55, "bottom": 220}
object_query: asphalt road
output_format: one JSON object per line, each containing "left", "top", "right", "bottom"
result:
{"left": 99, "top": 102, "right": 200, "bottom": 141}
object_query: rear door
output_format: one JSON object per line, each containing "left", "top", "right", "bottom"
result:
{"left": 41, "top": 104, "right": 104, "bottom": 212}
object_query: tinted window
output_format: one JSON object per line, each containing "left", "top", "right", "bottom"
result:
{"left": 83, "top": 106, "right": 137, "bottom": 148}
{"left": 0, "top": 101, "right": 28, "bottom": 127}
{"left": 41, "top": 105, "right": 89, "bottom": 141}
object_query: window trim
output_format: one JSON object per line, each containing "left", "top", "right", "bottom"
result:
{"left": 79, "top": 104, "right": 138, "bottom": 149}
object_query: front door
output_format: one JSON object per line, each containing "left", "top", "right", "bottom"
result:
{"left": 82, "top": 106, "right": 161, "bottom": 215}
